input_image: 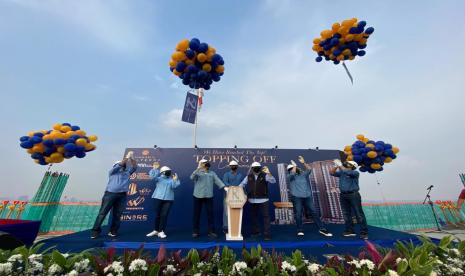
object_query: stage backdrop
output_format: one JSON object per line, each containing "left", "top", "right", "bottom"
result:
{"left": 119, "top": 148, "right": 345, "bottom": 232}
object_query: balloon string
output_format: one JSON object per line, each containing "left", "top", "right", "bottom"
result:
{"left": 375, "top": 174, "right": 387, "bottom": 203}
{"left": 342, "top": 62, "right": 354, "bottom": 84}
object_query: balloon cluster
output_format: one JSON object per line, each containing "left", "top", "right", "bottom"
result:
{"left": 169, "top": 38, "right": 225, "bottom": 90}
{"left": 19, "top": 123, "right": 98, "bottom": 165}
{"left": 344, "top": 135, "right": 399, "bottom": 173}
{"left": 312, "top": 18, "right": 374, "bottom": 64}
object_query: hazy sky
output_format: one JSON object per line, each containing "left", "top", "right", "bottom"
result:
{"left": 1, "top": 0, "right": 464, "bottom": 201}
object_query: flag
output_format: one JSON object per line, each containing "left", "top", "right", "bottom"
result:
{"left": 181, "top": 92, "right": 198, "bottom": 124}
{"left": 198, "top": 89, "right": 204, "bottom": 111}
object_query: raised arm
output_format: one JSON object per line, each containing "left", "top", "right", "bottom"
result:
{"left": 109, "top": 164, "right": 122, "bottom": 176}
{"left": 149, "top": 169, "right": 160, "bottom": 179}
{"left": 190, "top": 168, "right": 201, "bottom": 181}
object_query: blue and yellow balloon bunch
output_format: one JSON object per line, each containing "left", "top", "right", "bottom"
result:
{"left": 19, "top": 123, "right": 98, "bottom": 165}
{"left": 344, "top": 135, "right": 399, "bottom": 173}
{"left": 169, "top": 38, "right": 225, "bottom": 90}
{"left": 312, "top": 18, "right": 374, "bottom": 64}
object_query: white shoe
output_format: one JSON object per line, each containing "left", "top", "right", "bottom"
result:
{"left": 158, "top": 231, "right": 167, "bottom": 239}
{"left": 146, "top": 230, "right": 159, "bottom": 237}
{"left": 297, "top": 232, "right": 305, "bottom": 236}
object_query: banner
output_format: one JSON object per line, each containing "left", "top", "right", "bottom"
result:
{"left": 181, "top": 92, "right": 198, "bottom": 124}
{"left": 121, "top": 148, "right": 345, "bottom": 232}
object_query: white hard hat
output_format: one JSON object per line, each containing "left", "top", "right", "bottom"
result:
{"left": 229, "top": 160, "right": 238, "bottom": 166}
{"left": 251, "top": 162, "right": 261, "bottom": 167}
{"left": 160, "top": 166, "right": 171, "bottom": 173}
{"left": 347, "top": 161, "right": 358, "bottom": 168}
{"left": 287, "top": 164, "right": 296, "bottom": 170}
{"left": 199, "top": 159, "right": 208, "bottom": 163}
{"left": 113, "top": 160, "right": 122, "bottom": 166}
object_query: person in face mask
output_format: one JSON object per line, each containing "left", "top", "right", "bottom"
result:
{"left": 287, "top": 156, "right": 332, "bottom": 237}
{"left": 222, "top": 160, "right": 243, "bottom": 233}
{"left": 91, "top": 151, "right": 138, "bottom": 239}
{"left": 190, "top": 159, "right": 227, "bottom": 238}
{"left": 239, "top": 162, "right": 276, "bottom": 240}
{"left": 330, "top": 159, "right": 368, "bottom": 240}
{"left": 146, "top": 163, "right": 181, "bottom": 239}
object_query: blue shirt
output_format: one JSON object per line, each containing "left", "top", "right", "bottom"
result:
{"left": 287, "top": 169, "right": 312, "bottom": 198}
{"left": 149, "top": 169, "right": 181, "bottom": 201}
{"left": 105, "top": 163, "right": 138, "bottom": 193}
{"left": 190, "top": 169, "right": 225, "bottom": 198}
{"left": 222, "top": 171, "right": 243, "bottom": 186}
{"left": 332, "top": 169, "right": 360, "bottom": 192}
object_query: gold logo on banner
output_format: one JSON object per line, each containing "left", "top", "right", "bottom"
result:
{"left": 142, "top": 150, "right": 150, "bottom": 156}
{"left": 128, "top": 183, "right": 138, "bottom": 196}
{"left": 127, "top": 196, "right": 145, "bottom": 207}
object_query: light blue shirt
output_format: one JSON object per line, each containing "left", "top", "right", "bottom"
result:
{"left": 287, "top": 169, "right": 312, "bottom": 198}
{"left": 105, "top": 163, "right": 138, "bottom": 193}
{"left": 332, "top": 169, "right": 360, "bottom": 192}
{"left": 240, "top": 173, "right": 276, "bottom": 203}
{"left": 222, "top": 171, "right": 243, "bottom": 186}
{"left": 190, "top": 169, "right": 225, "bottom": 198}
{"left": 149, "top": 169, "right": 181, "bottom": 201}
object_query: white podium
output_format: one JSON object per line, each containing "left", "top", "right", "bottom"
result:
{"left": 225, "top": 186, "right": 247, "bottom": 241}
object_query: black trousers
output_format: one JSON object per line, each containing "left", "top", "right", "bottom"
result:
{"left": 250, "top": 201, "right": 271, "bottom": 235}
{"left": 339, "top": 191, "right": 368, "bottom": 233}
{"left": 92, "top": 191, "right": 126, "bottom": 234}
{"left": 153, "top": 199, "right": 173, "bottom": 232}
{"left": 192, "top": 196, "right": 214, "bottom": 233}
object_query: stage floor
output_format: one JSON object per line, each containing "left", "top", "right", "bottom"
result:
{"left": 41, "top": 224, "right": 424, "bottom": 261}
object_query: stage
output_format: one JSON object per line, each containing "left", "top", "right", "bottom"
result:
{"left": 41, "top": 224, "right": 426, "bottom": 262}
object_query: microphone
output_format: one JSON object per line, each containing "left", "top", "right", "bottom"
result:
{"left": 427, "top": 185, "right": 434, "bottom": 190}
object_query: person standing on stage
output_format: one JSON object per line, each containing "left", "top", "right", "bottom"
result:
{"left": 91, "top": 152, "right": 138, "bottom": 239}
{"left": 287, "top": 156, "right": 333, "bottom": 237}
{"left": 330, "top": 159, "right": 369, "bottom": 240}
{"left": 240, "top": 162, "right": 276, "bottom": 240}
{"left": 222, "top": 160, "right": 243, "bottom": 233}
{"left": 146, "top": 162, "right": 181, "bottom": 239}
{"left": 191, "top": 159, "right": 228, "bottom": 238}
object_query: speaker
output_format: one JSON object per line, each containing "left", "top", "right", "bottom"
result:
{"left": 0, "top": 231, "right": 24, "bottom": 250}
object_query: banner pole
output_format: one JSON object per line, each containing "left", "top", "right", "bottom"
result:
{"left": 193, "top": 89, "right": 199, "bottom": 147}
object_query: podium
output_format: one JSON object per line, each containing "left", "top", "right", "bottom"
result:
{"left": 225, "top": 186, "right": 247, "bottom": 241}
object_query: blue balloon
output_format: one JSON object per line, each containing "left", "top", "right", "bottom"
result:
{"left": 62, "top": 123, "right": 71, "bottom": 126}
{"left": 44, "top": 147, "right": 55, "bottom": 156}
{"left": 182, "top": 78, "right": 190, "bottom": 85}
{"left": 64, "top": 143, "right": 77, "bottom": 152}
{"left": 198, "top": 43, "right": 209, "bottom": 53}
{"left": 71, "top": 135, "right": 81, "bottom": 140}
{"left": 204, "top": 84, "right": 210, "bottom": 90}
{"left": 20, "top": 141, "right": 33, "bottom": 149}
{"left": 76, "top": 145, "right": 85, "bottom": 153}
{"left": 176, "top": 62, "right": 186, "bottom": 72}
{"left": 359, "top": 166, "right": 367, "bottom": 172}
{"left": 317, "top": 51, "right": 324, "bottom": 56}
{"left": 333, "top": 60, "right": 340, "bottom": 65}
{"left": 384, "top": 144, "right": 392, "bottom": 149}
{"left": 218, "top": 58, "right": 224, "bottom": 65}
{"left": 43, "top": 139, "right": 54, "bottom": 147}
{"left": 365, "top": 27, "right": 375, "bottom": 34}
{"left": 38, "top": 159, "right": 48, "bottom": 165}
{"left": 30, "top": 136, "right": 42, "bottom": 144}
{"left": 189, "top": 38, "right": 200, "bottom": 51}
{"left": 64, "top": 152, "right": 75, "bottom": 158}
{"left": 333, "top": 49, "right": 342, "bottom": 56}
{"left": 357, "top": 50, "right": 366, "bottom": 56}
{"left": 31, "top": 153, "right": 43, "bottom": 160}
{"left": 315, "top": 56, "right": 323, "bottom": 62}
{"left": 324, "top": 56, "right": 330, "bottom": 61}
{"left": 377, "top": 167, "right": 384, "bottom": 172}
{"left": 76, "top": 151, "right": 86, "bottom": 158}
{"left": 374, "top": 145, "right": 384, "bottom": 152}
{"left": 185, "top": 49, "right": 195, "bottom": 59}
{"left": 368, "top": 168, "right": 376, "bottom": 174}
{"left": 187, "top": 64, "right": 198, "bottom": 74}
{"left": 334, "top": 33, "right": 342, "bottom": 39}
{"left": 71, "top": 125, "right": 80, "bottom": 131}
{"left": 354, "top": 155, "right": 363, "bottom": 163}
{"left": 19, "top": 136, "right": 30, "bottom": 142}
{"left": 330, "top": 38, "right": 339, "bottom": 46}
{"left": 349, "top": 27, "right": 358, "bottom": 34}
{"left": 384, "top": 149, "right": 394, "bottom": 156}
{"left": 323, "top": 44, "right": 331, "bottom": 51}
{"left": 358, "top": 21, "right": 367, "bottom": 28}
{"left": 198, "top": 70, "right": 208, "bottom": 80}
{"left": 54, "top": 138, "right": 66, "bottom": 145}
{"left": 33, "top": 132, "right": 44, "bottom": 137}
{"left": 352, "top": 149, "right": 361, "bottom": 155}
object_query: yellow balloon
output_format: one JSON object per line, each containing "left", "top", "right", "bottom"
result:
{"left": 60, "top": 126, "right": 71, "bottom": 133}
{"left": 366, "top": 144, "right": 375, "bottom": 149}
{"left": 54, "top": 157, "right": 64, "bottom": 163}
{"left": 172, "top": 51, "right": 186, "bottom": 61}
{"left": 85, "top": 144, "right": 96, "bottom": 151}
{"left": 169, "top": 59, "right": 176, "bottom": 68}
{"left": 53, "top": 123, "right": 62, "bottom": 130}
{"left": 27, "top": 148, "right": 34, "bottom": 154}
{"left": 27, "top": 131, "right": 35, "bottom": 137}
{"left": 45, "top": 157, "right": 52, "bottom": 163}
{"left": 40, "top": 130, "right": 48, "bottom": 134}
{"left": 344, "top": 145, "right": 352, "bottom": 151}
{"left": 347, "top": 155, "right": 353, "bottom": 161}
{"left": 392, "top": 147, "right": 400, "bottom": 154}
{"left": 332, "top": 22, "right": 341, "bottom": 31}
{"left": 176, "top": 39, "right": 190, "bottom": 51}
{"left": 88, "top": 135, "right": 98, "bottom": 142}
{"left": 173, "top": 69, "right": 181, "bottom": 76}
{"left": 75, "top": 130, "right": 86, "bottom": 136}
{"left": 345, "top": 34, "right": 354, "bottom": 41}
{"left": 313, "top": 38, "right": 321, "bottom": 45}
{"left": 215, "top": 65, "right": 224, "bottom": 73}
{"left": 356, "top": 134, "right": 365, "bottom": 140}
{"left": 321, "top": 29, "right": 332, "bottom": 39}
{"left": 359, "top": 38, "right": 367, "bottom": 45}
{"left": 350, "top": 18, "right": 358, "bottom": 24}
{"left": 32, "top": 144, "right": 45, "bottom": 153}
{"left": 64, "top": 131, "right": 75, "bottom": 139}
{"left": 202, "top": 64, "right": 212, "bottom": 72}
{"left": 336, "top": 55, "right": 344, "bottom": 61}
{"left": 207, "top": 46, "right": 216, "bottom": 55}
{"left": 338, "top": 26, "right": 349, "bottom": 35}
{"left": 342, "top": 20, "right": 353, "bottom": 28}
{"left": 363, "top": 138, "right": 369, "bottom": 143}
{"left": 342, "top": 49, "right": 351, "bottom": 56}
{"left": 50, "top": 152, "right": 63, "bottom": 160}
{"left": 185, "top": 59, "right": 194, "bottom": 65}
{"left": 370, "top": 163, "right": 381, "bottom": 170}
{"left": 384, "top": 157, "right": 393, "bottom": 163}
{"left": 57, "top": 146, "right": 65, "bottom": 153}
{"left": 197, "top": 53, "right": 207, "bottom": 63}
{"left": 367, "top": 151, "right": 377, "bottom": 158}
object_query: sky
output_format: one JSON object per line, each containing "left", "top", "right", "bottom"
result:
{"left": 0, "top": 0, "right": 464, "bottom": 201}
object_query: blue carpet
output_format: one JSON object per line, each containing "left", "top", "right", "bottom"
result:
{"left": 41, "top": 224, "right": 425, "bottom": 262}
